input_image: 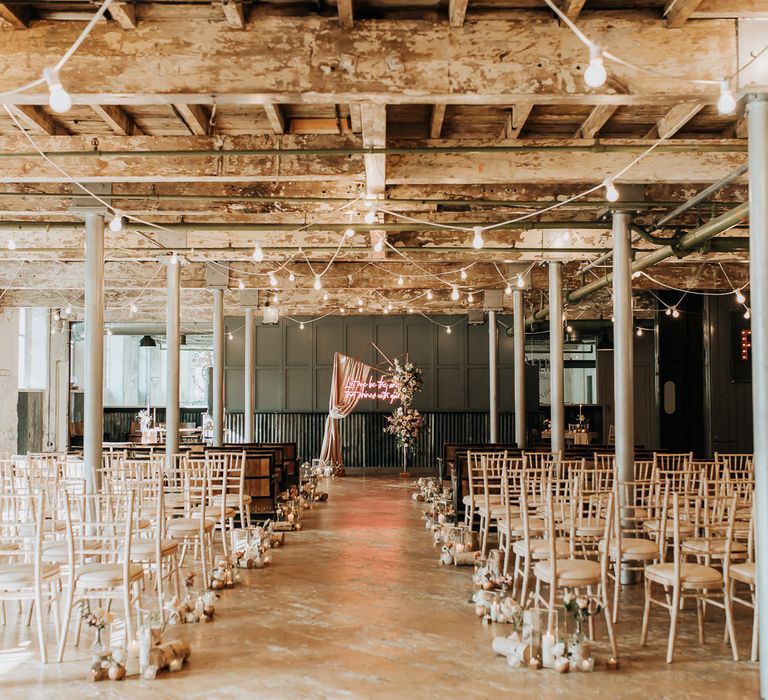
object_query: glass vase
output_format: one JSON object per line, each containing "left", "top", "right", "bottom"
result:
{"left": 90, "top": 627, "right": 105, "bottom": 664}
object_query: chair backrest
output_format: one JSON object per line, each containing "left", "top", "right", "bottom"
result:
{"left": 607, "top": 425, "right": 616, "bottom": 445}
{"left": 715, "top": 453, "right": 753, "bottom": 475}
{"left": 551, "top": 458, "right": 586, "bottom": 482}
{"left": 653, "top": 452, "right": 692, "bottom": 472}
{"left": 0, "top": 492, "right": 44, "bottom": 569}
{"left": 633, "top": 460, "right": 654, "bottom": 482}
{"left": 523, "top": 451, "right": 561, "bottom": 470}
{"left": 593, "top": 453, "right": 615, "bottom": 471}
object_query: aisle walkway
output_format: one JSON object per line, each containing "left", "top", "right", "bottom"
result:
{"left": 1, "top": 478, "right": 758, "bottom": 699}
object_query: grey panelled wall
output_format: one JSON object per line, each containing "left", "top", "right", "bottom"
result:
{"left": 223, "top": 314, "right": 528, "bottom": 414}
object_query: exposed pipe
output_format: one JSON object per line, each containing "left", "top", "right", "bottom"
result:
{"left": 527, "top": 201, "right": 750, "bottom": 324}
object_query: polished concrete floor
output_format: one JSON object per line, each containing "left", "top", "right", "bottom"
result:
{"left": 0, "top": 477, "right": 760, "bottom": 699}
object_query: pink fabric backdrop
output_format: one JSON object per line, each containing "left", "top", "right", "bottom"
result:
{"left": 318, "top": 353, "right": 373, "bottom": 466}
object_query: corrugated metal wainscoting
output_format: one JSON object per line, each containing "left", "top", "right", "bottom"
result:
{"left": 225, "top": 412, "right": 519, "bottom": 468}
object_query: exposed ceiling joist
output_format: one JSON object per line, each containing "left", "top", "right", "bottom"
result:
{"left": 558, "top": 0, "right": 587, "bottom": 21}
{"left": 503, "top": 103, "right": 534, "bottom": 139}
{"left": 644, "top": 101, "right": 705, "bottom": 139}
{"left": 664, "top": 0, "right": 706, "bottom": 27}
{"left": 574, "top": 105, "right": 618, "bottom": 139}
{"left": 108, "top": 1, "right": 137, "bottom": 29}
{"left": 430, "top": 104, "right": 447, "bottom": 140}
{"left": 449, "top": 0, "right": 469, "bottom": 27}
{"left": 263, "top": 104, "right": 286, "bottom": 134}
{"left": 173, "top": 104, "right": 211, "bottom": 136}
{"left": 220, "top": 0, "right": 245, "bottom": 28}
{"left": 0, "top": 3, "right": 29, "bottom": 28}
{"left": 8, "top": 105, "right": 70, "bottom": 135}
{"left": 90, "top": 104, "right": 142, "bottom": 135}
{"left": 337, "top": 0, "right": 353, "bottom": 29}
{"left": 360, "top": 104, "right": 386, "bottom": 197}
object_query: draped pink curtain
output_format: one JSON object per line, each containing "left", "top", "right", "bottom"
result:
{"left": 319, "top": 353, "right": 373, "bottom": 466}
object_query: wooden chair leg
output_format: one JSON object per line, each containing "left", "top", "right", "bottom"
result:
{"left": 641, "top": 576, "right": 652, "bottom": 647}
{"left": 520, "top": 558, "right": 531, "bottom": 607}
{"left": 666, "top": 585, "right": 681, "bottom": 664}
{"left": 34, "top": 583, "right": 48, "bottom": 663}
{"left": 695, "top": 594, "right": 705, "bottom": 645}
{"left": 603, "top": 598, "right": 619, "bottom": 659}
{"left": 723, "top": 584, "right": 739, "bottom": 661}
{"left": 56, "top": 585, "right": 75, "bottom": 663}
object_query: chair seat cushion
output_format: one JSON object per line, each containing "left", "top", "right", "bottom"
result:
{"left": 477, "top": 504, "right": 518, "bottom": 518}
{"left": 575, "top": 523, "right": 606, "bottom": 537}
{"left": 496, "top": 516, "right": 545, "bottom": 535}
{"left": 600, "top": 537, "right": 658, "bottom": 559}
{"left": 0, "top": 562, "right": 60, "bottom": 587}
{"left": 43, "top": 539, "right": 100, "bottom": 562}
{"left": 682, "top": 538, "right": 747, "bottom": 556}
{"left": 130, "top": 539, "right": 179, "bottom": 559}
{"left": 167, "top": 517, "right": 215, "bottom": 534}
{"left": 513, "top": 538, "right": 569, "bottom": 559}
{"left": 730, "top": 561, "right": 756, "bottom": 584}
{"left": 534, "top": 559, "right": 601, "bottom": 587}
{"left": 643, "top": 519, "right": 695, "bottom": 536}
{"left": 75, "top": 563, "right": 144, "bottom": 587}
{"left": 462, "top": 495, "right": 501, "bottom": 506}
{"left": 211, "top": 494, "right": 252, "bottom": 506}
{"left": 196, "top": 506, "right": 236, "bottom": 520}
{"left": 645, "top": 562, "right": 722, "bottom": 588}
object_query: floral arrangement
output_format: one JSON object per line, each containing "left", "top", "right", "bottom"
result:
{"left": 390, "top": 359, "right": 423, "bottom": 407}
{"left": 81, "top": 601, "right": 113, "bottom": 631}
{"left": 563, "top": 592, "right": 601, "bottom": 636}
{"left": 137, "top": 408, "right": 152, "bottom": 432}
{"left": 385, "top": 405, "right": 424, "bottom": 450}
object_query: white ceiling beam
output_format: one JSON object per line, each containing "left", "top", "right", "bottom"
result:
{"left": 221, "top": 0, "right": 245, "bottom": 28}
{"left": 108, "top": 2, "right": 137, "bottom": 29}
{"left": 664, "top": 0, "right": 706, "bottom": 27}
{"left": 263, "top": 104, "right": 286, "bottom": 134}
{"left": 644, "top": 101, "right": 704, "bottom": 139}
{"left": 360, "top": 104, "right": 386, "bottom": 197}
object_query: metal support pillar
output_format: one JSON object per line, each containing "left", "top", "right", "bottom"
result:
{"left": 488, "top": 310, "right": 499, "bottom": 443}
{"left": 612, "top": 210, "right": 636, "bottom": 584}
{"left": 165, "top": 257, "right": 180, "bottom": 469}
{"left": 748, "top": 94, "right": 768, "bottom": 699}
{"left": 83, "top": 213, "right": 104, "bottom": 494}
{"left": 244, "top": 308, "right": 255, "bottom": 443}
{"left": 212, "top": 289, "right": 225, "bottom": 447}
{"left": 549, "top": 262, "right": 564, "bottom": 455}
{"left": 513, "top": 289, "right": 527, "bottom": 448}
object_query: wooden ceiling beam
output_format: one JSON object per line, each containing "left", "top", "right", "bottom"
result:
{"left": 664, "top": 0, "right": 706, "bottom": 27}
{"left": 8, "top": 105, "right": 70, "bottom": 135}
{"left": 108, "top": 2, "right": 137, "bottom": 29}
{"left": 90, "top": 104, "right": 142, "bottom": 135}
{"left": 574, "top": 105, "right": 618, "bottom": 139}
{"left": 0, "top": 3, "right": 29, "bottom": 28}
{"left": 263, "top": 104, "right": 286, "bottom": 135}
{"left": 0, "top": 16, "right": 736, "bottom": 105}
{"left": 644, "top": 101, "right": 705, "bottom": 140}
{"left": 220, "top": 0, "right": 245, "bottom": 28}
{"left": 449, "top": 0, "right": 469, "bottom": 27}
{"left": 558, "top": 0, "right": 587, "bottom": 21}
{"left": 503, "top": 103, "right": 534, "bottom": 139}
{"left": 429, "top": 104, "right": 447, "bottom": 140}
{"left": 337, "top": 0, "right": 353, "bottom": 29}
{"left": 173, "top": 104, "right": 211, "bottom": 136}
{"left": 360, "top": 104, "right": 386, "bottom": 197}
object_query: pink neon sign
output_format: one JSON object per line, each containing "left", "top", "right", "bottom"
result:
{"left": 343, "top": 378, "right": 400, "bottom": 404}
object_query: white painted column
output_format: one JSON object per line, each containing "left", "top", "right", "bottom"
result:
{"left": 549, "top": 262, "right": 564, "bottom": 455}
{"left": 488, "top": 310, "right": 498, "bottom": 443}
{"left": 513, "top": 289, "right": 527, "bottom": 448}
{"left": 244, "top": 307, "right": 255, "bottom": 442}
{"left": 83, "top": 213, "right": 104, "bottom": 494}
{"left": 747, "top": 94, "right": 768, "bottom": 699}
{"left": 212, "top": 289, "right": 225, "bottom": 447}
{"left": 165, "top": 257, "right": 180, "bottom": 469}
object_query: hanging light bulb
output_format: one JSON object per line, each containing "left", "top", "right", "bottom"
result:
{"left": 7, "top": 239, "right": 16, "bottom": 251}
{"left": 373, "top": 236, "right": 385, "bottom": 254}
{"left": 299, "top": 322, "right": 305, "bottom": 330}
{"left": 584, "top": 43, "right": 607, "bottom": 89}
{"left": 603, "top": 178, "right": 620, "bottom": 202}
{"left": 364, "top": 210, "right": 376, "bottom": 225}
{"left": 446, "top": 326, "right": 452, "bottom": 334}
{"left": 735, "top": 289, "right": 746, "bottom": 305}
{"left": 340, "top": 306, "right": 346, "bottom": 314}
{"left": 288, "top": 270, "right": 295, "bottom": 282}
{"left": 43, "top": 67, "right": 72, "bottom": 113}
{"left": 398, "top": 275, "right": 404, "bottom": 286}
{"left": 745, "top": 309, "right": 751, "bottom": 320}
{"left": 106, "top": 328, "right": 113, "bottom": 336}
{"left": 632, "top": 271, "right": 641, "bottom": 279}
{"left": 323, "top": 291, "right": 329, "bottom": 302}
{"left": 64, "top": 304, "right": 72, "bottom": 316}
{"left": 505, "top": 284, "right": 512, "bottom": 295}
{"left": 665, "top": 307, "right": 672, "bottom": 316}
{"left": 53, "top": 310, "right": 60, "bottom": 321}
{"left": 384, "top": 306, "right": 390, "bottom": 314}
{"left": 357, "top": 298, "right": 364, "bottom": 307}
{"left": 426, "top": 289, "right": 433, "bottom": 300}
{"left": 252, "top": 243, "right": 264, "bottom": 262}
{"left": 717, "top": 79, "right": 737, "bottom": 116}
{"left": 363, "top": 198, "right": 375, "bottom": 209}
{"left": 314, "top": 274, "right": 322, "bottom": 290}
{"left": 472, "top": 226, "right": 484, "bottom": 250}
{"left": 515, "top": 273, "right": 524, "bottom": 289}
{"left": 272, "top": 292, "right": 279, "bottom": 303}
{"left": 460, "top": 268, "right": 468, "bottom": 281}
{"left": 228, "top": 332, "right": 234, "bottom": 340}
{"left": 408, "top": 308, "right": 414, "bottom": 314}
{"left": 169, "top": 251, "right": 178, "bottom": 265}
{"left": 636, "top": 327, "right": 643, "bottom": 337}
{"left": 345, "top": 228, "right": 355, "bottom": 238}
{"left": 50, "top": 327, "right": 57, "bottom": 336}
{"left": 129, "top": 303, "right": 138, "bottom": 315}
{"left": 561, "top": 230, "right": 571, "bottom": 243}
{"left": 451, "top": 286, "right": 460, "bottom": 301}
{"left": 238, "top": 280, "right": 245, "bottom": 290}
{"left": 269, "top": 272, "right": 278, "bottom": 287}
{"left": 387, "top": 302, "right": 393, "bottom": 311}
{"left": 672, "top": 307, "right": 680, "bottom": 319}
{"left": 109, "top": 212, "right": 123, "bottom": 233}
{"left": 468, "top": 292, "right": 474, "bottom": 302}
